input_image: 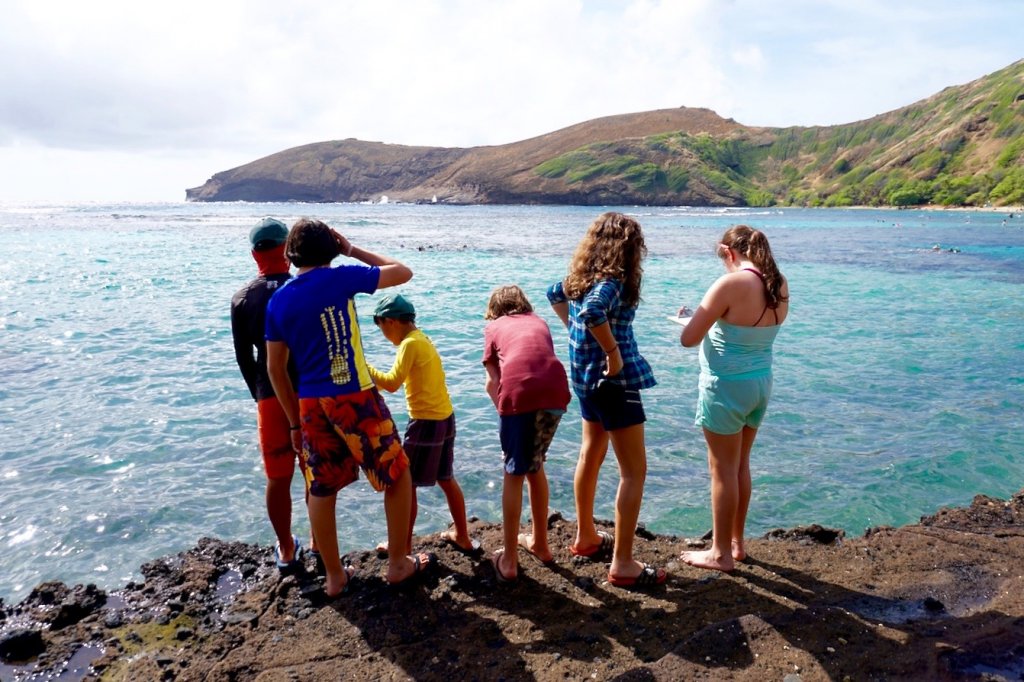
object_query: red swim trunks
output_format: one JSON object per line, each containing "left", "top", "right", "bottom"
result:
{"left": 256, "top": 397, "right": 305, "bottom": 480}
{"left": 299, "top": 388, "right": 409, "bottom": 497}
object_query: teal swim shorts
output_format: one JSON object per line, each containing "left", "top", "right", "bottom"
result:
{"left": 695, "top": 373, "right": 773, "bottom": 435}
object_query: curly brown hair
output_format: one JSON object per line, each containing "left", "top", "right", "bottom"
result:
{"left": 720, "top": 225, "right": 787, "bottom": 309}
{"left": 485, "top": 285, "right": 534, "bottom": 320}
{"left": 563, "top": 212, "right": 647, "bottom": 307}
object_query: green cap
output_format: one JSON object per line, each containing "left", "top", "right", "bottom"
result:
{"left": 373, "top": 294, "right": 416, "bottom": 320}
{"left": 249, "top": 217, "right": 288, "bottom": 250}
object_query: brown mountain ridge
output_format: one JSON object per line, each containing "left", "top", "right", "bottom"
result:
{"left": 186, "top": 60, "right": 1024, "bottom": 207}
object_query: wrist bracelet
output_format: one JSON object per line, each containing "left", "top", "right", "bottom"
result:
{"left": 289, "top": 425, "right": 300, "bottom": 431}
{"left": 346, "top": 244, "right": 354, "bottom": 257}
{"left": 604, "top": 344, "right": 619, "bottom": 354}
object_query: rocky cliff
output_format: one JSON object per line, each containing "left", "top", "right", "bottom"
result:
{"left": 3, "top": 490, "right": 1024, "bottom": 680}
{"left": 187, "top": 60, "right": 1024, "bottom": 207}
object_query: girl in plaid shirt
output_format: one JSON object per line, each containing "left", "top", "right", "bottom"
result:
{"left": 547, "top": 212, "right": 666, "bottom": 589}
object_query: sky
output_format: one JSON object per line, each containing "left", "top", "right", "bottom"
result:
{"left": 0, "top": 0, "right": 1020, "bottom": 202}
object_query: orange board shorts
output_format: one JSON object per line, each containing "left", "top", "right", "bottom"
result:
{"left": 257, "top": 397, "right": 305, "bottom": 480}
{"left": 299, "top": 388, "right": 410, "bottom": 497}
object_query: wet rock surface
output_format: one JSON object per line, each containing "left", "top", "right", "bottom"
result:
{"left": 1, "top": 491, "right": 1023, "bottom": 680}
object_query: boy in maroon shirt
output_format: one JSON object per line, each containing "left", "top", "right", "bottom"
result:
{"left": 482, "top": 285, "right": 570, "bottom": 582}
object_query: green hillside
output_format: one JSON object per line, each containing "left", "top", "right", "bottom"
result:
{"left": 188, "top": 60, "right": 1024, "bottom": 206}
{"left": 531, "top": 60, "right": 1024, "bottom": 207}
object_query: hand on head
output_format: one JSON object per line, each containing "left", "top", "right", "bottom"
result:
{"left": 331, "top": 229, "right": 352, "bottom": 258}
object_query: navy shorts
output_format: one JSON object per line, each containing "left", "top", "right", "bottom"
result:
{"left": 577, "top": 380, "right": 645, "bottom": 431}
{"left": 404, "top": 414, "right": 456, "bottom": 487}
{"left": 500, "top": 410, "right": 564, "bottom": 476}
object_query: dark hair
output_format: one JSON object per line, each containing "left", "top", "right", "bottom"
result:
{"left": 720, "top": 225, "right": 787, "bottom": 309}
{"left": 285, "top": 218, "right": 340, "bottom": 268}
{"left": 563, "top": 212, "right": 646, "bottom": 307}
{"left": 485, "top": 285, "right": 533, "bottom": 320}
{"left": 373, "top": 313, "right": 416, "bottom": 325}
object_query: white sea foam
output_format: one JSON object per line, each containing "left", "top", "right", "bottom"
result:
{"left": 8, "top": 525, "right": 38, "bottom": 546}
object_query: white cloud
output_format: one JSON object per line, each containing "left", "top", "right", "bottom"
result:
{"left": 731, "top": 45, "right": 764, "bottom": 70}
{"left": 0, "top": 0, "right": 1020, "bottom": 200}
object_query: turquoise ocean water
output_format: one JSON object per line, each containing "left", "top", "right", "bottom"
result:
{"left": 0, "top": 202, "right": 1021, "bottom": 603}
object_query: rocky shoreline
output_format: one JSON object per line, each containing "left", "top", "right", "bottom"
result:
{"left": 2, "top": 490, "right": 1023, "bottom": 681}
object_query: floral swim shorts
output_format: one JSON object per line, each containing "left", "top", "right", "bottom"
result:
{"left": 299, "top": 388, "right": 410, "bottom": 497}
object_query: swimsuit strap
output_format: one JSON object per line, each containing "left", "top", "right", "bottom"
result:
{"left": 741, "top": 267, "right": 765, "bottom": 281}
{"left": 743, "top": 268, "right": 777, "bottom": 326}
{"left": 753, "top": 305, "right": 770, "bottom": 326}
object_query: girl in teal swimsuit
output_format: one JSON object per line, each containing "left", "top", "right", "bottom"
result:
{"left": 678, "top": 225, "right": 789, "bottom": 573}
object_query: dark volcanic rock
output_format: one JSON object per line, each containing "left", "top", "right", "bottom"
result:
{"left": 763, "top": 523, "right": 845, "bottom": 545}
{"left": 3, "top": 489, "right": 1024, "bottom": 680}
{"left": 22, "top": 582, "right": 106, "bottom": 629}
{"left": 0, "top": 628, "right": 45, "bottom": 662}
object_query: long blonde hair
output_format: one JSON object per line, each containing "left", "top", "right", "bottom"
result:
{"left": 563, "top": 212, "right": 647, "bottom": 307}
{"left": 720, "top": 225, "right": 787, "bottom": 309}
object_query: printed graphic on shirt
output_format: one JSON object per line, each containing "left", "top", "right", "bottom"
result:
{"left": 319, "top": 305, "right": 352, "bottom": 386}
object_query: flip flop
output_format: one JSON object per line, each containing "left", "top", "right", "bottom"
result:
{"left": 308, "top": 549, "right": 327, "bottom": 576}
{"left": 274, "top": 535, "right": 304, "bottom": 574}
{"left": 307, "top": 564, "right": 357, "bottom": 603}
{"left": 608, "top": 563, "right": 668, "bottom": 589}
{"left": 387, "top": 552, "right": 437, "bottom": 589}
{"left": 442, "top": 533, "right": 483, "bottom": 557}
{"left": 490, "top": 549, "right": 518, "bottom": 585}
{"left": 569, "top": 530, "right": 613, "bottom": 559}
{"left": 329, "top": 564, "right": 357, "bottom": 597}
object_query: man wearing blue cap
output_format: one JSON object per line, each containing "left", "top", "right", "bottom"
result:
{"left": 231, "top": 217, "right": 312, "bottom": 573}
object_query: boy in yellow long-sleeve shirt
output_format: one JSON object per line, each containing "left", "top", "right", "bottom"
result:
{"left": 368, "top": 294, "right": 480, "bottom": 556}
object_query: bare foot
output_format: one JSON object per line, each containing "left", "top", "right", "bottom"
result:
{"left": 517, "top": 533, "right": 554, "bottom": 563}
{"left": 385, "top": 552, "right": 435, "bottom": 585}
{"left": 441, "top": 530, "right": 481, "bottom": 555}
{"left": 731, "top": 540, "right": 747, "bottom": 562}
{"left": 324, "top": 564, "right": 356, "bottom": 598}
{"left": 680, "top": 549, "right": 734, "bottom": 573}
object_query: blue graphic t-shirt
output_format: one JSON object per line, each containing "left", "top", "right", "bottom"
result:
{"left": 265, "top": 264, "right": 380, "bottom": 398}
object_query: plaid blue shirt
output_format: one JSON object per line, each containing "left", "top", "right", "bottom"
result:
{"left": 547, "top": 279, "right": 656, "bottom": 396}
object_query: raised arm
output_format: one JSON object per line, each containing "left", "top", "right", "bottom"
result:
{"left": 333, "top": 230, "right": 412, "bottom": 290}
{"left": 681, "top": 275, "right": 731, "bottom": 347}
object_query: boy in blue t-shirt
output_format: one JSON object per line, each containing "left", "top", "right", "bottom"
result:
{"left": 265, "top": 219, "right": 436, "bottom": 597}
